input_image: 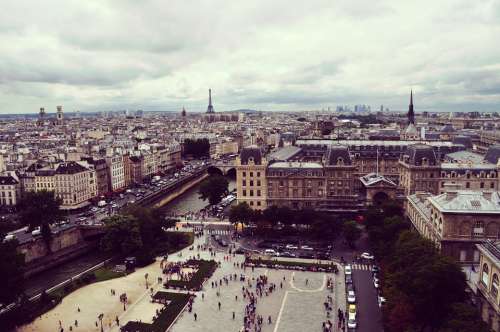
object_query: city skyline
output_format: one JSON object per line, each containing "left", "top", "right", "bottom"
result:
{"left": 1, "top": 0, "right": 499, "bottom": 114}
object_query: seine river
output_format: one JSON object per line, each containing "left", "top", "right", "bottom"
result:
{"left": 160, "top": 177, "right": 236, "bottom": 215}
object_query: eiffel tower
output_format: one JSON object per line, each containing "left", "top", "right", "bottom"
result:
{"left": 206, "top": 89, "right": 215, "bottom": 113}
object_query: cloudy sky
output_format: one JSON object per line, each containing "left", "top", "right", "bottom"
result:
{"left": 0, "top": 0, "right": 499, "bottom": 114}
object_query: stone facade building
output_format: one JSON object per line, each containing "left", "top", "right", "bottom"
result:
{"left": 477, "top": 240, "right": 500, "bottom": 332}
{"left": 406, "top": 190, "right": 500, "bottom": 264}
{"left": 235, "top": 146, "right": 268, "bottom": 210}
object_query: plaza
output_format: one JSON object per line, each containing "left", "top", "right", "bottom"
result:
{"left": 17, "top": 231, "right": 346, "bottom": 332}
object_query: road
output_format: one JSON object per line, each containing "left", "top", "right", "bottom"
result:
{"left": 351, "top": 268, "right": 383, "bottom": 332}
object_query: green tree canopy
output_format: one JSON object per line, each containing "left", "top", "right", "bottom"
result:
{"left": 183, "top": 138, "right": 210, "bottom": 158}
{"left": 100, "top": 214, "right": 143, "bottom": 256}
{"left": 198, "top": 175, "right": 229, "bottom": 205}
{"left": 0, "top": 237, "right": 25, "bottom": 305}
{"left": 229, "top": 202, "right": 254, "bottom": 225}
{"left": 18, "top": 190, "right": 63, "bottom": 231}
{"left": 342, "top": 220, "right": 361, "bottom": 247}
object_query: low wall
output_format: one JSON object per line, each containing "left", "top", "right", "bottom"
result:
{"left": 152, "top": 173, "right": 209, "bottom": 209}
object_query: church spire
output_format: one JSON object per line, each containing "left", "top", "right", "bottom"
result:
{"left": 408, "top": 89, "right": 415, "bottom": 125}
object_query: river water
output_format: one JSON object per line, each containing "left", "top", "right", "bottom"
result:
{"left": 160, "top": 177, "right": 236, "bottom": 215}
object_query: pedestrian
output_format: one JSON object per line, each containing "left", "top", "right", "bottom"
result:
{"left": 232, "top": 311, "right": 235, "bottom": 320}
{"left": 194, "top": 313, "right": 197, "bottom": 321}
{"left": 218, "top": 302, "right": 221, "bottom": 310}
{"left": 74, "top": 320, "right": 78, "bottom": 327}
{"left": 268, "top": 315, "right": 272, "bottom": 324}
{"left": 77, "top": 307, "right": 80, "bottom": 312}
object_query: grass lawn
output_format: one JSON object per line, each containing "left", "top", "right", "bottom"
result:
{"left": 165, "top": 259, "right": 217, "bottom": 291}
{"left": 93, "top": 267, "right": 126, "bottom": 282}
{"left": 121, "top": 292, "right": 191, "bottom": 332}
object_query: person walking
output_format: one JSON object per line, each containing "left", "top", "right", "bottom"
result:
{"left": 232, "top": 311, "right": 235, "bottom": 320}
{"left": 218, "top": 302, "right": 221, "bottom": 310}
{"left": 194, "top": 312, "right": 197, "bottom": 321}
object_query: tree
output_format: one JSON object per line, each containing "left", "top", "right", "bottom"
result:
{"left": 100, "top": 215, "right": 143, "bottom": 256}
{"left": 440, "top": 302, "right": 491, "bottom": 332}
{"left": 183, "top": 138, "right": 210, "bottom": 158}
{"left": 342, "top": 220, "right": 361, "bottom": 247}
{"left": 229, "top": 202, "right": 254, "bottom": 225}
{"left": 0, "top": 237, "right": 25, "bottom": 305}
{"left": 18, "top": 190, "right": 63, "bottom": 251}
{"left": 198, "top": 175, "right": 229, "bottom": 205}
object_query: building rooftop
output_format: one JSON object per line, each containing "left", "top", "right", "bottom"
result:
{"left": 268, "top": 162, "right": 323, "bottom": 169}
{"left": 445, "top": 150, "right": 486, "bottom": 164}
{"left": 429, "top": 191, "right": 500, "bottom": 214}
{"left": 296, "top": 139, "right": 459, "bottom": 147}
{"left": 268, "top": 146, "right": 302, "bottom": 161}
{"left": 359, "top": 173, "right": 397, "bottom": 187}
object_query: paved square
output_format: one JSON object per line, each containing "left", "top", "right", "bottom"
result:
{"left": 17, "top": 232, "right": 345, "bottom": 332}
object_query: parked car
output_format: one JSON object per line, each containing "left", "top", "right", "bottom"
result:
{"left": 301, "top": 245, "right": 314, "bottom": 251}
{"left": 264, "top": 249, "right": 277, "bottom": 256}
{"left": 345, "top": 265, "right": 352, "bottom": 275}
{"left": 345, "top": 274, "right": 353, "bottom": 284}
{"left": 371, "top": 265, "right": 380, "bottom": 273}
{"left": 373, "top": 277, "right": 380, "bottom": 289}
{"left": 348, "top": 304, "right": 357, "bottom": 328}
{"left": 285, "top": 244, "right": 298, "bottom": 250}
{"left": 347, "top": 290, "right": 356, "bottom": 303}
{"left": 378, "top": 296, "right": 386, "bottom": 308}
{"left": 361, "top": 252, "right": 375, "bottom": 260}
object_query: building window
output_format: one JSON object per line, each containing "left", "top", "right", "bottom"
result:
{"left": 242, "top": 172, "right": 246, "bottom": 177}
{"left": 257, "top": 172, "right": 260, "bottom": 177}
{"left": 491, "top": 182, "right": 495, "bottom": 189}
{"left": 242, "top": 190, "right": 247, "bottom": 197}
{"left": 250, "top": 201, "right": 254, "bottom": 206}
{"left": 242, "top": 180, "right": 246, "bottom": 186}
{"left": 480, "top": 182, "right": 484, "bottom": 189}
{"left": 250, "top": 172, "right": 253, "bottom": 177}
{"left": 257, "top": 190, "right": 261, "bottom": 196}
{"left": 466, "top": 182, "right": 470, "bottom": 188}
{"left": 250, "top": 190, "right": 254, "bottom": 197}
{"left": 257, "top": 180, "right": 261, "bottom": 186}
{"left": 257, "top": 201, "right": 261, "bottom": 206}
{"left": 482, "top": 263, "right": 490, "bottom": 286}
{"left": 250, "top": 180, "right": 254, "bottom": 186}
{"left": 493, "top": 274, "right": 499, "bottom": 298}
{"left": 473, "top": 221, "right": 484, "bottom": 236}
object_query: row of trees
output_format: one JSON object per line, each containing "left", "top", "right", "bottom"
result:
{"left": 183, "top": 138, "right": 210, "bottom": 158}
{"left": 228, "top": 202, "right": 361, "bottom": 245}
{"left": 365, "top": 203, "right": 489, "bottom": 332}
{"left": 0, "top": 190, "right": 63, "bottom": 306}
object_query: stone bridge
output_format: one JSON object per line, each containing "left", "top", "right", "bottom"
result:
{"left": 208, "top": 159, "right": 237, "bottom": 176}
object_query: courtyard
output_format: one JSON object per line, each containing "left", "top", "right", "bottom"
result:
{"left": 17, "top": 231, "right": 346, "bottom": 332}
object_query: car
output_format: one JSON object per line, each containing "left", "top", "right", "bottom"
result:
{"left": 78, "top": 217, "right": 86, "bottom": 222}
{"left": 371, "top": 265, "right": 380, "bottom": 273}
{"left": 264, "top": 249, "right": 277, "bottom": 256}
{"left": 373, "top": 277, "right": 380, "bottom": 289}
{"left": 280, "top": 251, "right": 296, "bottom": 258}
{"left": 91, "top": 207, "right": 98, "bottom": 212}
{"left": 345, "top": 265, "right": 352, "bottom": 275}
{"left": 285, "top": 244, "right": 298, "bottom": 250}
{"left": 378, "top": 295, "right": 387, "bottom": 307}
{"left": 348, "top": 304, "right": 357, "bottom": 319}
{"left": 346, "top": 284, "right": 355, "bottom": 292}
{"left": 301, "top": 245, "right": 314, "bottom": 251}
{"left": 345, "top": 274, "right": 353, "bottom": 284}
{"left": 361, "top": 252, "right": 375, "bottom": 260}
{"left": 347, "top": 290, "right": 356, "bottom": 303}
{"left": 347, "top": 318, "right": 357, "bottom": 329}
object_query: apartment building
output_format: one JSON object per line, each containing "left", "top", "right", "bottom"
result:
{"left": 0, "top": 174, "right": 20, "bottom": 206}
{"left": 106, "top": 155, "right": 125, "bottom": 192}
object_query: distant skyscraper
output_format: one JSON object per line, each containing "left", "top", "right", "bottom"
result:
{"left": 206, "top": 89, "right": 215, "bottom": 113}
{"left": 181, "top": 107, "right": 186, "bottom": 117}
{"left": 408, "top": 90, "right": 415, "bottom": 125}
